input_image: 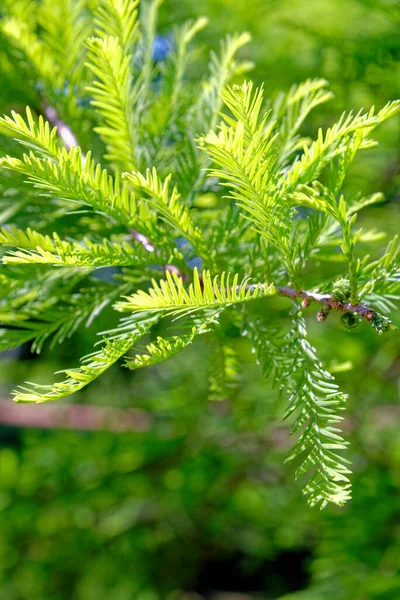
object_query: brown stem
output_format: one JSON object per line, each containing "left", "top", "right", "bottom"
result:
{"left": 128, "top": 228, "right": 155, "bottom": 252}
{"left": 42, "top": 103, "right": 80, "bottom": 151}
{"left": 276, "top": 286, "right": 376, "bottom": 321}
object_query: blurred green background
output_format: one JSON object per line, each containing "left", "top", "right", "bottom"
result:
{"left": 0, "top": 1, "right": 400, "bottom": 599}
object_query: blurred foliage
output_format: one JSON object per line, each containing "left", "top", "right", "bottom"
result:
{"left": 0, "top": 0, "right": 399, "bottom": 598}
{"left": 161, "top": 0, "right": 400, "bottom": 105}
{"left": 160, "top": 0, "right": 400, "bottom": 199}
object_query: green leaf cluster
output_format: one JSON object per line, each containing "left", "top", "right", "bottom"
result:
{"left": 0, "top": 0, "right": 399, "bottom": 507}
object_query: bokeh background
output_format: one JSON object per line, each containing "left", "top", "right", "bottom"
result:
{"left": 0, "top": 1, "right": 400, "bottom": 599}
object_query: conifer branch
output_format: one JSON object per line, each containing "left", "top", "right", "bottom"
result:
{"left": 1, "top": 0, "right": 399, "bottom": 507}
{"left": 35, "top": 110, "right": 392, "bottom": 331}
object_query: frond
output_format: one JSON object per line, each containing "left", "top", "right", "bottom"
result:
{"left": 200, "top": 82, "right": 293, "bottom": 262}
{"left": 0, "top": 147, "right": 141, "bottom": 228}
{"left": 272, "top": 78, "right": 333, "bottom": 162}
{"left": 221, "top": 80, "right": 266, "bottom": 141}
{"left": 94, "top": 0, "right": 140, "bottom": 52}
{"left": 283, "top": 100, "right": 400, "bottom": 190}
{"left": 123, "top": 317, "right": 215, "bottom": 370}
{"left": 192, "top": 32, "right": 253, "bottom": 135}
{"left": 115, "top": 267, "right": 276, "bottom": 316}
{"left": 0, "top": 264, "right": 90, "bottom": 313}
{"left": 347, "top": 192, "right": 385, "bottom": 216}
{"left": 12, "top": 314, "right": 157, "bottom": 403}
{"left": 284, "top": 311, "right": 351, "bottom": 508}
{"left": 0, "top": 326, "right": 43, "bottom": 354}
{"left": 0, "top": 281, "right": 126, "bottom": 354}
{"left": 0, "top": 226, "right": 56, "bottom": 252}
{"left": 86, "top": 35, "right": 137, "bottom": 170}
{"left": 124, "top": 332, "right": 194, "bottom": 370}
{"left": 0, "top": 107, "right": 60, "bottom": 157}
{"left": 0, "top": 263, "right": 120, "bottom": 353}
{"left": 0, "top": 226, "right": 166, "bottom": 268}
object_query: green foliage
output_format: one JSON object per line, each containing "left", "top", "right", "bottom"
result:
{"left": 0, "top": 356, "right": 399, "bottom": 600}
{"left": 124, "top": 168, "right": 210, "bottom": 260}
{"left": 12, "top": 314, "right": 159, "bottom": 403}
{"left": 0, "top": 0, "right": 399, "bottom": 509}
{"left": 85, "top": 35, "right": 138, "bottom": 170}
{"left": 115, "top": 268, "right": 275, "bottom": 316}
{"left": 283, "top": 310, "right": 351, "bottom": 508}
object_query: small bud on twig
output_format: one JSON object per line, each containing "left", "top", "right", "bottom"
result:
{"left": 316, "top": 307, "right": 330, "bottom": 322}
{"left": 301, "top": 298, "right": 310, "bottom": 308}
